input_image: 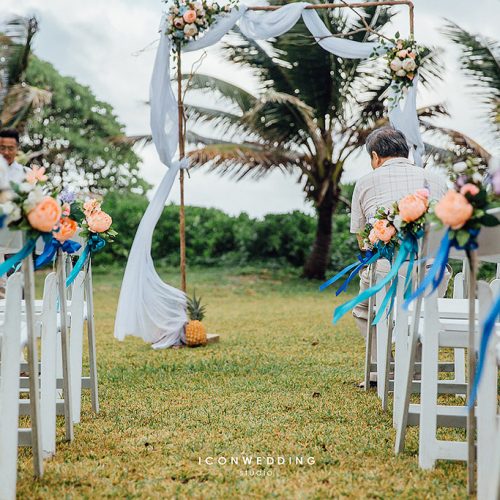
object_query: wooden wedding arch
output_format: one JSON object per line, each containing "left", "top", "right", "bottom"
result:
{"left": 175, "top": 0, "right": 415, "bottom": 292}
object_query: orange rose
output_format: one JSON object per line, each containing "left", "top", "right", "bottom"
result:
{"left": 27, "top": 196, "right": 62, "bottom": 233}
{"left": 87, "top": 210, "right": 112, "bottom": 233}
{"left": 53, "top": 217, "right": 78, "bottom": 242}
{"left": 434, "top": 190, "right": 473, "bottom": 230}
{"left": 398, "top": 193, "right": 428, "bottom": 222}
{"left": 372, "top": 219, "right": 396, "bottom": 244}
{"left": 183, "top": 10, "right": 197, "bottom": 23}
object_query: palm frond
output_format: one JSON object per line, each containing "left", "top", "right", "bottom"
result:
{"left": 109, "top": 134, "right": 153, "bottom": 147}
{"left": 443, "top": 20, "right": 500, "bottom": 130}
{"left": 188, "top": 141, "right": 309, "bottom": 180}
{"left": 181, "top": 73, "right": 256, "bottom": 112}
{"left": 0, "top": 83, "right": 51, "bottom": 129}
{"left": 422, "top": 121, "right": 492, "bottom": 162}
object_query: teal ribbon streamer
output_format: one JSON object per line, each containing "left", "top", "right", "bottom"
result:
{"left": 333, "top": 235, "right": 418, "bottom": 325}
{"left": 0, "top": 238, "right": 38, "bottom": 277}
{"left": 65, "top": 234, "right": 105, "bottom": 287}
{"left": 468, "top": 292, "right": 500, "bottom": 408}
{"left": 320, "top": 249, "right": 380, "bottom": 295}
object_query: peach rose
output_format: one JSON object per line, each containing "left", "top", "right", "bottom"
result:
{"left": 398, "top": 193, "right": 428, "bottom": 222}
{"left": 83, "top": 198, "right": 101, "bottom": 217}
{"left": 183, "top": 9, "right": 197, "bottom": 23}
{"left": 53, "top": 217, "right": 78, "bottom": 242}
{"left": 460, "top": 183, "right": 480, "bottom": 197}
{"left": 372, "top": 219, "right": 396, "bottom": 244}
{"left": 368, "top": 228, "right": 378, "bottom": 245}
{"left": 415, "top": 188, "right": 430, "bottom": 200}
{"left": 434, "top": 190, "right": 473, "bottom": 230}
{"left": 27, "top": 196, "right": 62, "bottom": 233}
{"left": 87, "top": 210, "right": 112, "bottom": 233}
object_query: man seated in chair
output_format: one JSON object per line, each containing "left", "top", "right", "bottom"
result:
{"left": 350, "top": 126, "right": 448, "bottom": 388}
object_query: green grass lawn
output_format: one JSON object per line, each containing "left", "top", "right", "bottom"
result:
{"left": 17, "top": 266, "right": 468, "bottom": 498}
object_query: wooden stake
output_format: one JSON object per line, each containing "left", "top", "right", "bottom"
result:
{"left": 22, "top": 238, "right": 43, "bottom": 477}
{"left": 177, "top": 46, "right": 187, "bottom": 293}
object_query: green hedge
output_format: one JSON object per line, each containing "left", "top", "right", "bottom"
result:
{"left": 94, "top": 191, "right": 356, "bottom": 271}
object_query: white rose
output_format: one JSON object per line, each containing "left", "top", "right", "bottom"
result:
{"left": 402, "top": 58, "right": 416, "bottom": 72}
{"left": 24, "top": 186, "right": 45, "bottom": 212}
{"left": 0, "top": 201, "right": 14, "bottom": 215}
{"left": 389, "top": 57, "right": 402, "bottom": 72}
{"left": 396, "top": 69, "right": 407, "bottom": 77}
{"left": 393, "top": 215, "right": 403, "bottom": 231}
{"left": 472, "top": 172, "right": 483, "bottom": 183}
{"left": 9, "top": 206, "right": 21, "bottom": 222}
{"left": 19, "top": 182, "right": 34, "bottom": 193}
{"left": 183, "top": 23, "right": 198, "bottom": 37}
{"left": 452, "top": 161, "right": 467, "bottom": 173}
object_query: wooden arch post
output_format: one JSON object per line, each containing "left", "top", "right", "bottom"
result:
{"left": 175, "top": 0, "right": 415, "bottom": 293}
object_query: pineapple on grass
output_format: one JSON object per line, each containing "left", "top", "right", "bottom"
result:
{"left": 185, "top": 292, "right": 207, "bottom": 347}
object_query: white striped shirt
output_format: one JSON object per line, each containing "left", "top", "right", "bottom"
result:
{"left": 350, "top": 157, "right": 448, "bottom": 234}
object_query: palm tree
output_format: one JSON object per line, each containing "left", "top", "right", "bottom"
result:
{"left": 443, "top": 20, "right": 499, "bottom": 136}
{"left": 0, "top": 16, "right": 51, "bottom": 132}
{"left": 184, "top": 4, "right": 443, "bottom": 279}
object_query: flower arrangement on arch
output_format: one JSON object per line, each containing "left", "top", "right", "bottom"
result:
{"left": 165, "top": 0, "right": 234, "bottom": 46}
{"left": 373, "top": 34, "right": 426, "bottom": 106}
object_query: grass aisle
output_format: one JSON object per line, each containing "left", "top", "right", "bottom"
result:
{"left": 17, "top": 266, "right": 467, "bottom": 498}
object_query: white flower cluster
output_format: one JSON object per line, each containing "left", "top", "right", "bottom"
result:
{"left": 389, "top": 48, "right": 417, "bottom": 79}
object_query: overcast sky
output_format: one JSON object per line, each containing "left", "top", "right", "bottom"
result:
{"left": 3, "top": 0, "right": 500, "bottom": 216}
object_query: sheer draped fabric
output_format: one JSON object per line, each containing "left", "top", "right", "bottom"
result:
{"left": 114, "top": 2, "right": 424, "bottom": 347}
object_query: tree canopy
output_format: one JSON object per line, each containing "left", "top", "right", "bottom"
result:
{"left": 23, "top": 56, "right": 146, "bottom": 193}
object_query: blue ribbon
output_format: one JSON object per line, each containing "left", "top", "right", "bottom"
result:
{"left": 35, "top": 238, "right": 82, "bottom": 270}
{"left": 66, "top": 234, "right": 105, "bottom": 287}
{"left": 403, "top": 228, "right": 480, "bottom": 309}
{"left": 0, "top": 238, "right": 38, "bottom": 277}
{"left": 468, "top": 293, "right": 500, "bottom": 408}
{"left": 320, "top": 249, "right": 380, "bottom": 295}
{"left": 333, "top": 235, "right": 418, "bottom": 325}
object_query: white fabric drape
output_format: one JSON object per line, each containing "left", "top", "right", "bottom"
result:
{"left": 114, "top": 2, "right": 424, "bottom": 347}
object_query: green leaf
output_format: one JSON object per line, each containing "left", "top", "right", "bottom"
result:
{"left": 479, "top": 213, "right": 500, "bottom": 227}
{"left": 456, "top": 229, "right": 470, "bottom": 248}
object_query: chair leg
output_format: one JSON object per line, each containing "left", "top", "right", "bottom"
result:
{"left": 394, "top": 314, "right": 419, "bottom": 454}
{"left": 40, "top": 276, "right": 57, "bottom": 457}
{"left": 85, "top": 260, "right": 99, "bottom": 413}
{"left": 453, "top": 348, "right": 466, "bottom": 385}
{"left": 381, "top": 308, "right": 394, "bottom": 412}
{"left": 418, "top": 296, "right": 439, "bottom": 470}
{"left": 363, "top": 264, "right": 376, "bottom": 391}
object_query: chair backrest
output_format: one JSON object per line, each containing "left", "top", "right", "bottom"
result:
{"left": 0, "top": 228, "right": 23, "bottom": 254}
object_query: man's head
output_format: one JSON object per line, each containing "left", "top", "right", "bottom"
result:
{"left": 365, "top": 126, "right": 409, "bottom": 169}
{"left": 0, "top": 129, "right": 19, "bottom": 165}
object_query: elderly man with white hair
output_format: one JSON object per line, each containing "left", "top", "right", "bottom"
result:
{"left": 350, "top": 126, "right": 449, "bottom": 388}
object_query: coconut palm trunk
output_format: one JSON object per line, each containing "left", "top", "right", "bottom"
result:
{"left": 303, "top": 182, "right": 337, "bottom": 279}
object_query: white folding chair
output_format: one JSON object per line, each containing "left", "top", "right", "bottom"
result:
{"left": 0, "top": 273, "right": 23, "bottom": 500}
